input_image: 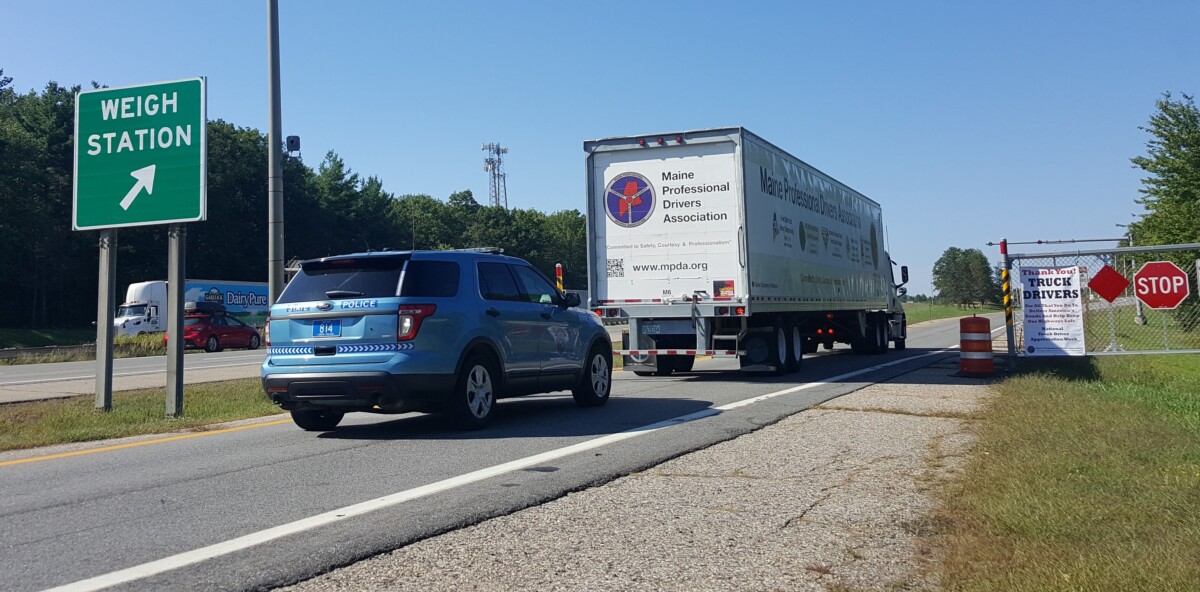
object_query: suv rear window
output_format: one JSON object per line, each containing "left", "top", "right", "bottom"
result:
{"left": 400, "top": 260, "right": 460, "bottom": 298}
{"left": 278, "top": 255, "right": 409, "bottom": 304}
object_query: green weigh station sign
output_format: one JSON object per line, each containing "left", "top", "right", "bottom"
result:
{"left": 73, "top": 78, "right": 206, "bottom": 230}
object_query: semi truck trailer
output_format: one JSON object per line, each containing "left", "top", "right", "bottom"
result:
{"left": 114, "top": 279, "right": 269, "bottom": 337}
{"left": 585, "top": 127, "right": 908, "bottom": 375}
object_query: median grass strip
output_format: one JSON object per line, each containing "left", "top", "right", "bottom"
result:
{"left": 937, "top": 355, "right": 1200, "bottom": 591}
{"left": 0, "top": 379, "right": 281, "bottom": 452}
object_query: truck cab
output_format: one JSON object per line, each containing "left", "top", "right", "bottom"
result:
{"left": 114, "top": 301, "right": 161, "bottom": 336}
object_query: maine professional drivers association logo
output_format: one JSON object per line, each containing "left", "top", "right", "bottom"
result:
{"left": 605, "top": 172, "right": 654, "bottom": 228}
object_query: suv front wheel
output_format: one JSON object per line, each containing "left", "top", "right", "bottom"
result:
{"left": 448, "top": 355, "right": 497, "bottom": 429}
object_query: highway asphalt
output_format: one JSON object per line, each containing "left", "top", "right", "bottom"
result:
{"left": 0, "top": 314, "right": 1004, "bottom": 591}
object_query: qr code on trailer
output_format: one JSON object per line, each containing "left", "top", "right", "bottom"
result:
{"left": 606, "top": 258, "right": 625, "bottom": 278}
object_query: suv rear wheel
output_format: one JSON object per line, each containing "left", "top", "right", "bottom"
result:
{"left": 448, "top": 355, "right": 497, "bottom": 429}
{"left": 291, "top": 409, "right": 344, "bottom": 431}
{"left": 572, "top": 344, "right": 612, "bottom": 407}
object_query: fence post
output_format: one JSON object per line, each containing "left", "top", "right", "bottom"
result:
{"left": 1000, "top": 238, "right": 1016, "bottom": 356}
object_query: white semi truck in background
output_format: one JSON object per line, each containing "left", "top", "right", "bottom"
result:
{"left": 113, "top": 279, "right": 269, "bottom": 337}
{"left": 585, "top": 127, "right": 908, "bottom": 375}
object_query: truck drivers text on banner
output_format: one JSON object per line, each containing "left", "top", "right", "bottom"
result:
{"left": 1021, "top": 265, "right": 1085, "bottom": 356}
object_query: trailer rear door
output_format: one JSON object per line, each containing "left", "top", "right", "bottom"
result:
{"left": 589, "top": 138, "right": 743, "bottom": 305}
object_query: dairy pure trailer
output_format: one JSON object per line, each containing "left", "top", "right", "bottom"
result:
{"left": 585, "top": 127, "right": 908, "bottom": 375}
{"left": 113, "top": 279, "right": 269, "bottom": 337}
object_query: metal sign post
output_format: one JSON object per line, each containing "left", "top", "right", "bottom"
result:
{"left": 73, "top": 78, "right": 206, "bottom": 413}
{"left": 166, "top": 224, "right": 186, "bottom": 416}
{"left": 95, "top": 230, "right": 117, "bottom": 410}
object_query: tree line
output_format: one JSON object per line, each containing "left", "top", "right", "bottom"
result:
{"left": 4, "top": 69, "right": 1195, "bottom": 328}
{"left": 0, "top": 71, "right": 586, "bottom": 329}
{"left": 929, "top": 93, "right": 1199, "bottom": 318}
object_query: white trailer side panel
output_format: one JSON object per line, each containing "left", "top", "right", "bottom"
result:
{"left": 590, "top": 140, "right": 744, "bottom": 304}
{"left": 742, "top": 133, "right": 889, "bottom": 311}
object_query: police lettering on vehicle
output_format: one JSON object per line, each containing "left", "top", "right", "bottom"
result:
{"left": 339, "top": 300, "right": 379, "bottom": 309}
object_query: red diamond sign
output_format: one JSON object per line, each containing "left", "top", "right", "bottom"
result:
{"left": 1087, "top": 265, "right": 1130, "bottom": 303}
{"left": 1134, "top": 261, "right": 1191, "bottom": 309}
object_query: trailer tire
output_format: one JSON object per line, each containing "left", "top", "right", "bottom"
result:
{"left": 874, "top": 314, "right": 888, "bottom": 354}
{"left": 740, "top": 330, "right": 771, "bottom": 371}
{"left": 672, "top": 355, "right": 695, "bottom": 373}
{"left": 654, "top": 355, "right": 674, "bottom": 376}
{"left": 785, "top": 320, "right": 803, "bottom": 373}
{"left": 771, "top": 323, "right": 788, "bottom": 375}
{"left": 852, "top": 315, "right": 887, "bottom": 355}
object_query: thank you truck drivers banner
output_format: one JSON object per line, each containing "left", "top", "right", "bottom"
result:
{"left": 1020, "top": 265, "right": 1085, "bottom": 356}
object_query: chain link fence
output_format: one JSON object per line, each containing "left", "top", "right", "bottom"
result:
{"left": 1008, "top": 244, "right": 1200, "bottom": 355}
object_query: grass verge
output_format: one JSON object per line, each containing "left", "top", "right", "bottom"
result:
{"left": 0, "top": 333, "right": 192, "bottom": 366}
{"left": 0, "top": 379, "right": 282, "bottom": 452}
{"left": 905, "top": 303, "right": 1001, "bottom": 325}
{"left": 0, "top": 328, "right": 97, "bottom": 349}
{"left": 937, "top": 355, "right": 1200, "bottom": 591}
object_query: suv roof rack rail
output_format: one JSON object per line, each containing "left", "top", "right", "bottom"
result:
{"left": 452, "top": 247, "right": 504, "bottom": 254}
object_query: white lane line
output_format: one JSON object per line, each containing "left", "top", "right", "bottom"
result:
{"left": 0, "top": 362, "right": 262, "bottom": 387}
{"left": 42, "top": 348, "right": 957, "bottom": 592}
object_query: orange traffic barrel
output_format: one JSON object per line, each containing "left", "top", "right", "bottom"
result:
{"left": 959, "top": 316, "right": 994, "bottom": 376}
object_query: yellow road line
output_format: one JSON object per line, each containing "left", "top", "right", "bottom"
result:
{"left": 0, "top": 418, "right": 293, "bottom": 468}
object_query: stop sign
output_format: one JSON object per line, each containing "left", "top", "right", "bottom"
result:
{"left": 1133, "top": 261, "right": 1191, "bottom": 309}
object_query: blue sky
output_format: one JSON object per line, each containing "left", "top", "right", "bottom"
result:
{"left": 3, "top": 1, "right": 1197, "bottom": 295}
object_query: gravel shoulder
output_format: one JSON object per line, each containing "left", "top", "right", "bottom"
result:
{"left": 282, "top": 356, "right": 993, "bottom": 592}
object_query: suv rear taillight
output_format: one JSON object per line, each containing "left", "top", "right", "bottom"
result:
{"left": 264, "top": 317, "right": 271, "bottom": 346}
{"left": 397, "top": 305, "right": 436, "bottom": 341}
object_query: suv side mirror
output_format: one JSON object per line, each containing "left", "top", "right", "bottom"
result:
{"left": 564, "top": 292, "right": 581, "bottom": 308}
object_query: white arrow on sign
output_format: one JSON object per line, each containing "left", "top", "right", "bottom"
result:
{"left": 119, "top": 164, "right": 157, "bottom": 210}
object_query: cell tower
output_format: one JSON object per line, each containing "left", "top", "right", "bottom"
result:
{"left": 482, "top": 142, "right": 508, "bottom": 208}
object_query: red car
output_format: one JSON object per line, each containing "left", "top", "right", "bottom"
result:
{"left": 164, "top": 313, "right": 262, "bottom": 352}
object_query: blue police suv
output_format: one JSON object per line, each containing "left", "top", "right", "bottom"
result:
{"left": 261, "top": 249, "right": 613, "bottom": 431}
